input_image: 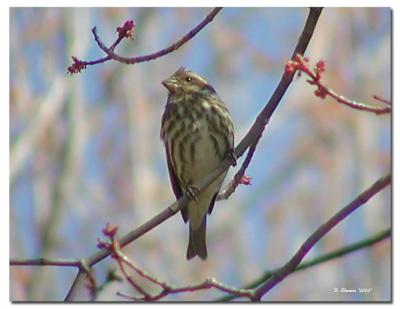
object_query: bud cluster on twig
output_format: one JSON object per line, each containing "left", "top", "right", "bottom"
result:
{"left": 285, "top": 54, "right": 391, "bottom": 115}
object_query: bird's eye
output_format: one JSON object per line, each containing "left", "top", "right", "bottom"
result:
{"left": 185, "top": 76, "right": 192, "bottom": 82}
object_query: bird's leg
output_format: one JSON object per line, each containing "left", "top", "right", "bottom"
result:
{"left": 225, "top": 149, "right": 237, "bottom": 167}
{"left": 186, "top": 184, "right": 200, "bottom": 202}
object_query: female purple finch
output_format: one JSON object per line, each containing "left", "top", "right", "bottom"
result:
{"left": 160, "top": 67, "right": 234, "bottom": 260}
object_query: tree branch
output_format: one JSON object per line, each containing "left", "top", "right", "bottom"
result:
{"left": 105, "top": 230, "right": 254, "bottom": 301}
{"left": 93, "top": 7, "right": 222, "bottom": 64}
{"left": 68, "top": 8, "right": 222, "bottom": 73}
{"left": 218, "top": 228, "right": 391, "bottom": 301}
{"left": 251, "top": 174, "right": 391, "bottom": 301}
{"left": 285, "top": 54, "right": 392, "bottom": 115}
{"left": 217, "top": 7, "right": 323, "bottom": 200}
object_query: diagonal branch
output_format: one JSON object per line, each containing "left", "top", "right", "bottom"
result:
{"left": 217, "top": 8, "right": 323, "bottom": 200}
{"left": 218, "top": 228, "right": 391, "bottom": 301}
{"left": 251, "top": 174, "right": 391, "bottom": 301}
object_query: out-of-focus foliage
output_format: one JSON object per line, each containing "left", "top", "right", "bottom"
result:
{"left": 10, "top": 8, "right": 391, "bottom": 301}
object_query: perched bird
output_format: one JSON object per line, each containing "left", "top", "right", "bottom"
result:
{"left": 160, "top": 67, "right": 234, "bottom": 260}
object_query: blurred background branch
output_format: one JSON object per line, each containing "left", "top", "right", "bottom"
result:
{"left": 10, "top": 77, "right": 66, "bottom": 184}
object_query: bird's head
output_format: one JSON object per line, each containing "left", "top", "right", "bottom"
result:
{"left": 162, "top": 67, "right": 216, "bottom": 99}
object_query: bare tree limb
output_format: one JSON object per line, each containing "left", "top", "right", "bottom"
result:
{"left": 92, "top": 8, "right": 222, "bottom": 64}
{"left": 218, "top": 7, "right": 323, "bottom": 200}
{"left": 218, "top": 228, "right": 391, "bottom": 301}
{"left": 68, "top": 8, "right": 222, "bottom": 73}
{"left": 107, "top": 232, "right": 254, "bottom": 301}
{"left": 251, "top": 174, "right": 391, "bottom": 301}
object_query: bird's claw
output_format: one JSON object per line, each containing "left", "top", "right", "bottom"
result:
{"left": 226, "top": 149, "right": 237, "bottom": 167}
{"left": 187, "top": 184, "right": 200, "bottom": 202}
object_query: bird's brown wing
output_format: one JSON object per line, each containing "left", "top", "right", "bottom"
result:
{"left": 165, "top": 141, "right": 188, "bottom": 222}
{"left": 207, "top": 192, "right": 218, "bottom": 215}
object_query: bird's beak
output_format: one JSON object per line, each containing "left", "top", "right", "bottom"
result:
{"left": 162, "top": 79, "right": 179, "bottom": 93}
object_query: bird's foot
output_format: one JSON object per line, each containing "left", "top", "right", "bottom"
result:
{"left": 186, "top": 184, "right": 200, "bottom": 202}
{"left": 225, "top": 149, "right": 237, "bottom": 167}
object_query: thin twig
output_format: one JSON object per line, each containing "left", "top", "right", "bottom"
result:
{"left": 107, "top": 227, "right": 254, "bottom": 301}
{"left": 117, "top": 278, "right": 254, "bottom": 301}
{"left": 286, "top": 54, "right": 391, "bottom": 115}
{"left": 110, "top": 234, "right": 153, "bottom": 299}
{"left": 116, "top": 252, "right": 254, "bottom": 301}
{"left": 251, "top": 174, "right": 391, "bottom": 301}
{"left": 118, "top": 260, "right": 152, "bottom": 299}
{"left": 68, "top": 9, "right": 221, "bottom": 73}
{"left": 373, "top": 95, "right": 391, "bottom": 106}
{"left": 92, "top": 8, "right": 222, "bottom": 64}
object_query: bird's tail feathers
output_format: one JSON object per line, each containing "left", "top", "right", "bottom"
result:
{"left": 186, "top": 219, "right": 207, "bottom": 260}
